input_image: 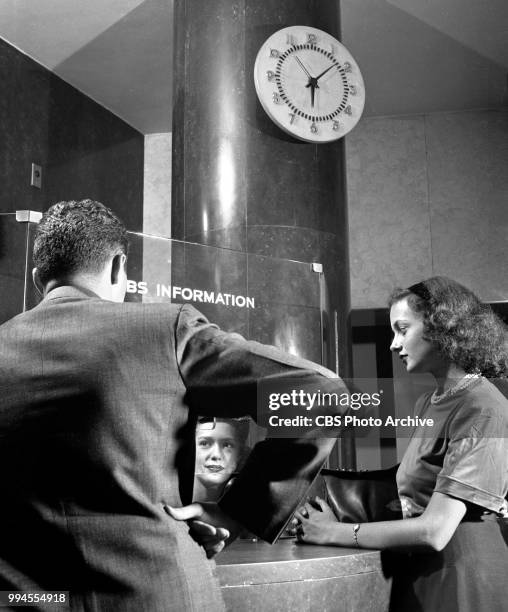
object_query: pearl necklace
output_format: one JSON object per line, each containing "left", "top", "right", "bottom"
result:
{"left": 431, "top": 374, "right": 480, "bottom": 404}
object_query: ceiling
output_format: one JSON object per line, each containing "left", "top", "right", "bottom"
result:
{"left": 0, "top": 0, "right": 506, "bottom": 134}
{"left": 0, "top": 0, "right": 173, "bottom": 134}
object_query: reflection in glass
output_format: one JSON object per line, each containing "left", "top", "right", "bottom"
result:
{"left": 193, "top": 417, "right": 250, "bottom": 503}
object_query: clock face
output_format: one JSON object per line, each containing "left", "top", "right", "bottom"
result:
{"left": 254, "top": 26, "right": 365, "bottom": 143}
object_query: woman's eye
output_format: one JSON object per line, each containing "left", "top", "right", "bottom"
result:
{"left": 223, "top": 442, "right": 235, "bottom": 449}
{"left": 198, "top": 440, "right": 210, "bottom": 448}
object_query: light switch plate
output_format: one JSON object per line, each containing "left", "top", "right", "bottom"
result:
{"left": 31, "top": 163, "right": 42, "bottom": 189}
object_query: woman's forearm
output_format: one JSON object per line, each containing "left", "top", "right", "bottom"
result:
{"left": 326, "top": 516, "right": 435, "bottom": 552}
{"left": 297, "top": 492, "right": 466, "bottom": 552}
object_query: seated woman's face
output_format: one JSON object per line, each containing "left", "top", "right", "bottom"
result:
{"left": 390, "top": 297, "right": 443, "bottom": 374}
{"left": 195, "top": 421, "right": 241, "bottom": 490}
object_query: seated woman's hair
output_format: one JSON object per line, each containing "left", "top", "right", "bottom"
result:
{"left": 389, "top": 276, "right": 508, "bottom": 377}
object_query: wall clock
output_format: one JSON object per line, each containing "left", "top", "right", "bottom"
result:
{"left": 254, "top": 26, "right": 365, "bottom": 143}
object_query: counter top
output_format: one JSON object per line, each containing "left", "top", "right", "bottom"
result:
{"left": 217, "top": 538, "right": 387, "bottom": 585}
{"left": 216, "top": 539, "right": 391, "bottom": 611}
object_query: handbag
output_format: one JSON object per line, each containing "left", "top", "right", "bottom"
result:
{"left": 321, "top": 464, "right": 402, "bottom": 523}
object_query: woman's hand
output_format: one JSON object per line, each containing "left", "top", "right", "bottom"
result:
{"left": 292, "top": 496, "right": 339, "bottom": 546}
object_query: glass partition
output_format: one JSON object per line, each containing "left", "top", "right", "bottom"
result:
{"left": 0, "top": 221, "right": 325, "bottom": 381}
{"left": 126, "top": 232, "right": 323, "bottom": 362}
{"left": 0, "top": 223, "right": 326, "bottom": 502}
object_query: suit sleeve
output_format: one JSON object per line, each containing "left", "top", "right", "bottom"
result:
{"left": 175, "top": 304, "right": 350, "bottom": 543}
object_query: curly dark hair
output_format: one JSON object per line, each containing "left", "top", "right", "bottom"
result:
{"left": 33, "top": 199, "right": 128, "bottom": 285}
{"left": 389, "top": 276, "right": 508, "bottom": 377}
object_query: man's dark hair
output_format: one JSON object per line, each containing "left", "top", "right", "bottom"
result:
{"left": 33, "top": 199, "right": 128, "bottom": 285}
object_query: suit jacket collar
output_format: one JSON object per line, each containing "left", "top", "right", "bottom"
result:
{"left": 43, "top": 285, "right": 102, "bottom": 302}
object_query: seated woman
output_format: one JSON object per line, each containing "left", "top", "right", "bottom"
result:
{"left": 193, "top": 417, "right": 250, "bottom": 503}
{"left": 293, "top": 276, "right": 508, "bottom": 612}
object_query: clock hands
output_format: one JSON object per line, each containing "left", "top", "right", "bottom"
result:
{"left": 294, "top": 56, "right": 338, "bottom": 109}
{"left": 309, "top": 82, "right": 316, "bottom": 108}
{"left": 306, "top": 64, "right": 338, "bottom": 107}
{"left": 314, "top": 63, "right": 338, "bottom": 82}
{"left": 305, "top": 76, "right": 319, "bottom": 109}
{"left": 294, "top": 55, "right": 312, "bottom": 79}
{"left": 294, "top": 55, "right": 318, "bottom": 109}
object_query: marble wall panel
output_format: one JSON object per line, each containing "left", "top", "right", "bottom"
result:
{"left": 170, "top": 0, "right": 186, "bottom": 243}
{"left": 347, "top": 110, "right": 508, "bottom": 307}
{"left": 184, "top": 228, "right": 247, "bottom": 253}
{"left": 0, "top": 215, "right": 28, "bottom": 282}
{"left": 247, "top": 253, "right": 320, "bottom": 309}
{"left": 246, "top": 226, "right": 320, "bottom": 262}
{"left": 248, "top": 303, "right": 322, "bottom": 363}
{"left": 173, "top": 0, "right": 248, "bottom": 251}
{"left": 246, "top": 251, "right": 323, "bottom": 362}
{"left": 180, "top": 241, "right": 249, "bottom": 335}
{"left": 143, "top": 133, "right": 172, "bottom": 238}
{"left": 183, "top": 0, "right": 246, "bottom": 134}
{"left": 0, "top": 216, "right": 33, "bottom": 323}
{"left": 183, "top": 132, "right": 247, "bottom": 252}
{"left": 0, "top": 275, "right": 25, "bottom": 325}
{"left": 245, "top": 133, "right": 344, "bottom": 234}
{"left": 24, "top": 222, "right": 40, "bottom": 312}
{"left": 181, "top": 242, "right": 248, "bottom": 296}
{"left": 346, "top": 116, "right": 432, "bottom": 308}
{"left": 0, "top": 38, "right": 144, "bottom": 231}
{"left": 0, "top": 40, "right": 50, "bottom": 213}
{"left": 425, "top": 110, "right": 508, "bottom": 301}
{"left": 319, "top": 232, "right": 352, "bottom": 375}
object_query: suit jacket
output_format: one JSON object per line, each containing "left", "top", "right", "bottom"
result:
{"left": 0, "top": 286, "right": 347, "bottom": 611}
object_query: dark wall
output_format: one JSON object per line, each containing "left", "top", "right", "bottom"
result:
{"left": 0, "top": 38, "right": 144, "bottom": 231}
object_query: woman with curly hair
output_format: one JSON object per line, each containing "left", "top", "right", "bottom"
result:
{"left": 293, "top": 276, "right": 508, "bottom": 612}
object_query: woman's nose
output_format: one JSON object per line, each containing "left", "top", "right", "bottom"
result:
{"left": 390, "top": 335, "right": 401, "bottom": 352}
{"left": 209, "top": 443, "right": 223, "bottom": 459}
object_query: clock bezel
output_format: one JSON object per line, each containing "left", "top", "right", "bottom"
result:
{"left": 254, "top": 26, "right": 365, "bottom": 143}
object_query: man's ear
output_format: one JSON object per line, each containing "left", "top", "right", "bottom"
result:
{"left": 32, "top": 268, "right": 44, "bottom": 297}
{"left": 110, "top": 253, "right": 127, "bottom": 285}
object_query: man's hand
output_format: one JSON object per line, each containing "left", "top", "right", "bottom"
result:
{"left": 164, "top": 502, "right": 240, "bottom": 558}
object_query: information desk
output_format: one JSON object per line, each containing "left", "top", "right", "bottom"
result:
{"left": 216, "top": 539, "right": 391, "bottom": 611}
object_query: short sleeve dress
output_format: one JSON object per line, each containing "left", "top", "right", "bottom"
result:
{"left": 390, "top": 377, "right": 508, "bottom": 612}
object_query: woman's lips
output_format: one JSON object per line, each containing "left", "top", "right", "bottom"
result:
{"left": 205, "top": 465, "right": 224, "bottom": 472}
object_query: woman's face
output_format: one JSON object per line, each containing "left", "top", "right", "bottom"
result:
{"left": 390, "top": 297, "right": 443, "bottom": 374}
{"left": 195, "top": 421, "right": 241, "bottom": 490}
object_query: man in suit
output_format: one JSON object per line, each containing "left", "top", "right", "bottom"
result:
{"left": 0, "top": 199, "right": 347, "bottom": 611}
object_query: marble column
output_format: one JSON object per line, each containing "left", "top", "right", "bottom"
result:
{"left": 172, "top": 0, "right": 354, "bottom": 466}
